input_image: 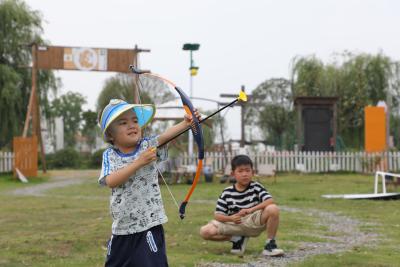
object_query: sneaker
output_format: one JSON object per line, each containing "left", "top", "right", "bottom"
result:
{"left": 262, "top": 239, "right": 284, "bottom": 257}
{"left": 230, "top": 236, "right": 249, "bottom": 255}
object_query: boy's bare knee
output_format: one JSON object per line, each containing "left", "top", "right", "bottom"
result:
{"left": 200, "top": 224, "right": 217, "bottom": 240}
{"left": 265, "top": 204, "right": 279, "bottom": 216}
{"left": 199, "top": 225, "right": 210, "bottom": 239}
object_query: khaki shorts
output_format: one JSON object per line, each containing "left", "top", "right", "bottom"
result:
{"left": 211, "top": 210, "right": 266, "bottom": 237}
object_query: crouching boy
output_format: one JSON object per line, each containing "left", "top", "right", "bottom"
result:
{"left": 200, "top": 155, "right": 284, "bottom": 256}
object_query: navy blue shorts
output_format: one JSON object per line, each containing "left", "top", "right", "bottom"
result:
{"left": 105, "top": 225, "right": 168, "bottom": 267}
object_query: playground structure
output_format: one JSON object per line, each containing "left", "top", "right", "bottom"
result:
{"left": 14, "top": 44, "right": 147, "bottom": 178}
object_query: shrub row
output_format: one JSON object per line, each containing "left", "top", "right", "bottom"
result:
{"left": 39, "top": 148, "right": 105, "bottom": 169}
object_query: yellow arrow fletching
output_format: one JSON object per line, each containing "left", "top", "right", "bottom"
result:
{"left": 238, "top": 90, "right": 247, "bottom": 102}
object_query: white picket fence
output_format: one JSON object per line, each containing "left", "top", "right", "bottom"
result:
{"left": 179, "top": 151, "right": 400, "bottom": 174}
{"left": 2, "top": 150, "right": 400, "bottom": 174}
{"left": 0, "top": 152, "right": 14, "bottom": 173}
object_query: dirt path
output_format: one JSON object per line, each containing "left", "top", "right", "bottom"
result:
{"left": 198, "top": 206, "right": 378, "bottom": 267}
{"left": 9, "top": 170, "right": 98, "bottom": 197}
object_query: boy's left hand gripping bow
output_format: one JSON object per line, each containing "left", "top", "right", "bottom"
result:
{"left": 130, "top": 66, "right": 204, "bottom": 219}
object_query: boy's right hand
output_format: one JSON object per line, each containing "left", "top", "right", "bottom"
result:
{"left": 230, "top": 213, "right": 242, "bottom": 224}
{"left": 137, "top": 147, "right": 157, "bottom": 167}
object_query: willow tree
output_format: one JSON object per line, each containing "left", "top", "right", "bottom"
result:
{"left": 0, "top": 0, "right": 58, "bottom": 148}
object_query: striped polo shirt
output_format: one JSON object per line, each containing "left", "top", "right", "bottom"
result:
{"left": 215, "top": 181, "right": 272, "bottom": 216}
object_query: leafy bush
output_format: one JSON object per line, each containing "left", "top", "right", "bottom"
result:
{"left": 46, "top": 148, "right": 81, "bottom": 169}
{"left": 89, "top": 149, "right": 105, "bottom": 169}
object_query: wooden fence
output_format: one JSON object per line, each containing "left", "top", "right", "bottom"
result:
{"left": 0, "top": 152, "right": 13, "bottom": 173}
{"left": 179, "top": 151, "right": 400, "bottom": 174}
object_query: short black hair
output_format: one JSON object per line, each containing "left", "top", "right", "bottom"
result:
{"left": 231, "top": 155, "right": 253, "bottom": 171}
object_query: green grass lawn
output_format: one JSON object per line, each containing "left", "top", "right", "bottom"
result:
{"left": 0, "top": 171, "right": 400, "bottom": 266}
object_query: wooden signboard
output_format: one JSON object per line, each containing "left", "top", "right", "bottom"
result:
{"left": 36, "top": 45, "right": 137, "bottom": 73}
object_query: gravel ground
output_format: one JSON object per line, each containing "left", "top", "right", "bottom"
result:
{"left": 197, "top": 207, "right": 379, "bottom": 267}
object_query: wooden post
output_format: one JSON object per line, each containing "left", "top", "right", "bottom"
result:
{"left": 24, "top": 44, "right": 46, "bottom": 173}
{"left": 23, "top": 44, "right": 37, "bottom": 137}
{"left": 132, "top": 45, "right": 150, "bottom": 104}
{"left": 36, "top": 104, "right": 47, "bottom": 173}
{"left": 132, "top": 45, "right": 140, "bottom": 104}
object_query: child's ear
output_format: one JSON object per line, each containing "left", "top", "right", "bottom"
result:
{"left": 105, "top": 128, "right": 114, "bottom": 142}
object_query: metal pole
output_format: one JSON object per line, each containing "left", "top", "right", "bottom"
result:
{"left": 188, "top": 50, "right": 193, "bottom": 162}
{"left": 240, "top": 85, "right": 245, "bottom": 147}
{"left": 133, "top": 45, "right": 140, "bottom": 104}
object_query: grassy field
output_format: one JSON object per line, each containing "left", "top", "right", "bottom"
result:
{"left": 1, "top": 170, "right": 400, "bottom": 266}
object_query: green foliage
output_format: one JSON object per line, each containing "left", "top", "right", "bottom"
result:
{"left": 0, "top": 0, "right": 58, "bottom": 148}
{"left": 291, "top": 52, "right": 397, "bottom": 150}
{"left": 210, "top": 110, "right": 228, "bottom": 149}
{"left": 200, "top": 109, "right": 217, "bottom": 150}
{"left": 46, "top": 148, "right": 81, "bottom": 169}
{"left": 291, "top": 56, "right": 328, "bottom": 96}
{"left": 81, "top": 110, "right": 99, "bottom": 151}
{"left": 248, "top": 78, "right": 295, "bottom": 149}
{"left": 50, "top": 92, "right": 87, "bottom": 147}
{"left": 89, "top": 148, "right": 105, "bottom": 169}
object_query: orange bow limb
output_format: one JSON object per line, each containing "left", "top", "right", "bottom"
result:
{"left": 179, "top": 160, "right": 203, "bottom": 219}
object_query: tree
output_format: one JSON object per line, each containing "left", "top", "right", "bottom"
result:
{"left": 290, "top": 56, "right": 328, "bottom": 97}
{"left": 247, "top": 78, "right": 295, "bottom": 149}
{"left": 51, "top": 92, "right": 86, "bottom": 147}
{"left": 81, "top": 110, "right": 99, "bottom": 151}
{"left": 0, "top": 0, "right": 58, "bottom": 148}
{"left": 96, "top": 74, "right": 175, "bottom": 113}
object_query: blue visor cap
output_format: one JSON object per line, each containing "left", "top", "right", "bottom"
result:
{"left": 100, "top": 99, "right": 155, "bottom": 139}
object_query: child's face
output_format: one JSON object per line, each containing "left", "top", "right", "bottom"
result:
{"left": 231, "top": 164, "right": 254, "bottom": 187}
{"left": 108, "top": 110, "right": 141, "bottom": 150}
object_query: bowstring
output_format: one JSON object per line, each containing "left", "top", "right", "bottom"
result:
{"left": 135, "top": 74, "right": 180, "bottom": 211}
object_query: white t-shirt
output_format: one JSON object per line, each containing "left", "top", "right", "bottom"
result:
{"left": 99, "top": 136, "right": 168, "bottom": 235}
